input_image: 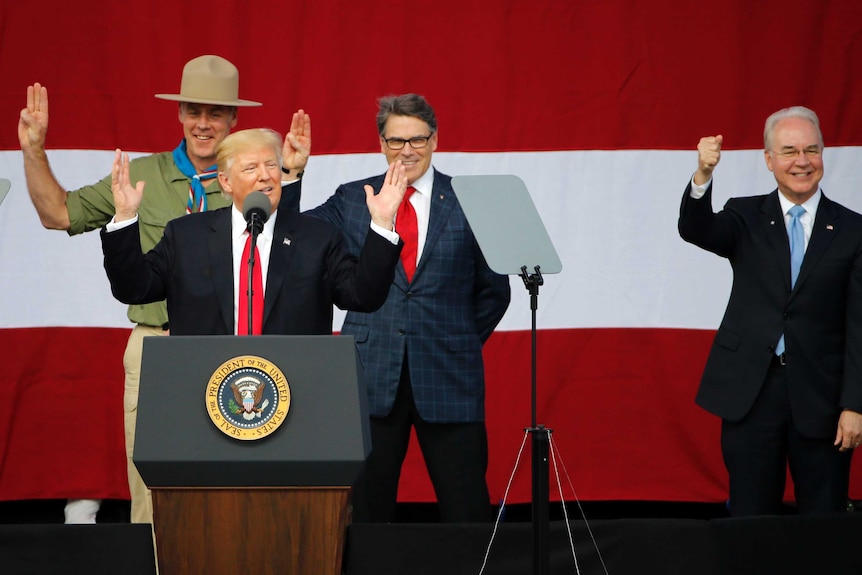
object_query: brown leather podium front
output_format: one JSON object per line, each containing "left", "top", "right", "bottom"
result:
{"left": 136, "top": 335, "right": 370, "bottom": 575}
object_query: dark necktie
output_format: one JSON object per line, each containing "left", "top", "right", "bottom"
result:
{"left": 397, "top": 186, "right": 418, "bottom": 282}
{"left": 237, "top": 232, "right": 263, "bottom": 335}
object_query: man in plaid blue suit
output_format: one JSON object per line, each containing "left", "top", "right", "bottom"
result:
{"left": 307, "top": 94, "right": 511, "bottom": 522}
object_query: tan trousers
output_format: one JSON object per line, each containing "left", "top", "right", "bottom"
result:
{"left": 123, "top": 324, "right": 167, "bottom": 524}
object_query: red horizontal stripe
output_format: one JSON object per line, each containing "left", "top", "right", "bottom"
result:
{"left": 3, "top": 327, "right": 860, "bottom": 503}
{"left": 2, "top": 2, "right": 862, "bottom": 154}
{"left": 0, "top": 328, "right": 129, "bottom": 501}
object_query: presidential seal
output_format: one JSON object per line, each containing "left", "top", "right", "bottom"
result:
{"left": 206, "top": 355, "right": 291, "bottom": 440}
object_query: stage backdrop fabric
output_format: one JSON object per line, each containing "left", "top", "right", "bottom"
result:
{"left": 1, "top": 1, "right": 862, "bottom": 504}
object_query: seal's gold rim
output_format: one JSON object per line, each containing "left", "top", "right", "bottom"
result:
{"left": 205, "top": 355, "right": 291, "bottom": 441}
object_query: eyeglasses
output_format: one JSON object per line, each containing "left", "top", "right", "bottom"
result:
{"left": 771, "top": 146, "right": 822, "bottom": 159}
{"left": 383, "top": 134, "right": 433, "bottom": 150}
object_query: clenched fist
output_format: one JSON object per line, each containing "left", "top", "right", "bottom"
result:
{"left": 695, "top": 135, "right": 723, "bottom": 185}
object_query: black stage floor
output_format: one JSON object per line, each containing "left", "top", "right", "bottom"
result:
{"left": 3, "top": 499, "right": 862, "bottom": 575}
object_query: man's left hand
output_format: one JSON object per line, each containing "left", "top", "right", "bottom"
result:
{"left": 834, "top": 409, "right": 862, "bottom": 452}
{"left": 282, "top": 109, "right": 311, "bottom": 175}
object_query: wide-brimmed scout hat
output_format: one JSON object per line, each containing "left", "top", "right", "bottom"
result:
{"left": 154, "top": 54, "right": 262, "bottom": 107}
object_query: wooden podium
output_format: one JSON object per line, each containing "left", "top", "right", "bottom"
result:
{"left": 137, "top": 335, "right": 371, "bottom": 575}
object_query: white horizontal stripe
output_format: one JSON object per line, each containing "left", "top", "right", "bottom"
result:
{"left": 2, "top": 147, "right": 862, "bottom": 330}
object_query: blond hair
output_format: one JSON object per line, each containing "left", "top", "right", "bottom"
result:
{"left": 216, "top": 128, "right": 283, "bottom": 173}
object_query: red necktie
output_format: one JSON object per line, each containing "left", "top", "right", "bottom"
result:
{"left": 237, "top": 232, "right": 263, "bottom": 335}
{"left": 396, "top": 186, "right": 418, "bottom": 282}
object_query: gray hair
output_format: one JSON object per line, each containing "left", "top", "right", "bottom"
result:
{"left": 763, "top": 106, "right": 823, "bottom": 151}
{"left": 376, "top": 94, "right": 438, "bottom": 136}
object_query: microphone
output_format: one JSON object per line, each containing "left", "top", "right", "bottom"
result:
{"left": 243, "top": 191, "right": 272, "bottom": 234}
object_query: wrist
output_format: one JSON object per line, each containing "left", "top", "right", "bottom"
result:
{"left": 281, "top": 167, "right": 304, "bottom": 179}
{"left": 115, "top": 211, "right": 137, "bottom": 222}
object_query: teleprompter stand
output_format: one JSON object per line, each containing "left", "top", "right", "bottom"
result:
{"left": 452, "top": 175, "right": 562, "bottom": 575}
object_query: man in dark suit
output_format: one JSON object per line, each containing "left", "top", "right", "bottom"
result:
{"left": 101, "top": 128, "right": 406, "bottom": 336}
{"left": 678, "top": 106, "right": 862, "bottom": 515}
{"left": 307, "top": 94, "right": 511, "bottom": 522}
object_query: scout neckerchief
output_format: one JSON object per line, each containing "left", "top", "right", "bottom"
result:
{"left": 172, "top": 140, "right": 218, "bottom": 214}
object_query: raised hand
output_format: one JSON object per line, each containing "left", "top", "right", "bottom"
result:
{"left": 695, "top": 135, "right": 723, "bottom": 185}
{"left": 282, "top": 109, "right": 311, "bottom": 175}
{"left": 364, "top": 160, "right": 407, "bottom": 230}
{"left": 111, "top": 150, "right": 145, "bottom": 222}
{"left": 18, "top": 83, "right": 50, "bottom": 151}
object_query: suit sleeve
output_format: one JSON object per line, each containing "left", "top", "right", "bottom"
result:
{"left": 100, "top": 220, "right": 171, "bottom": 304}
{"left": 279, "top": 178, "right": 302, "bottom": 213}
{"left": 841, "top": 237, "right": 862, "bottom": 412}
{"left": 327, "top": 226, "right": 402, "bottom": 313}
{"left": 678, "top": 180, "right": 740, "bottom": 259}
{"left": 472, "top": 240, "right": 511, "bottom": 343}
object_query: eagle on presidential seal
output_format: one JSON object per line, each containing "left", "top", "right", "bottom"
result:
{"left": 229, "top": 376, "right": 271, "bottom": 420}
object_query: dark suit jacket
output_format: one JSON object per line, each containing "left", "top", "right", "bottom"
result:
{"left": 101, "top": 207, "right": 401, "bottom": 336}
{"left": 679, "top": 182, "right": 862, "bottom": 437}
{"left": 307, "top": 169, "right": 511, "bottom": 424}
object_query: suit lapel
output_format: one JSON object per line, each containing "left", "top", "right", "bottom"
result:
{"left": 415, "top": 173, "right": 455, "bottom": 283}
{"left": 793, "top": 194, "right": 840, "bottom": 296}
{"left": 760, "top": 191, "right": 792, "bottom": 293}
{"left": 207, "top": 209, "right": 235, "bottom": 334}
{"left": 263, "top": 210, "right": 297, "bottom": 329}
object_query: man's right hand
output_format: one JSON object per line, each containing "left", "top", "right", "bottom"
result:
{"left": 111, "top": 149, "right": 145, "bottom": 222}
{"left": 695, "top": 135, "right": 723, "bottom": 185}
{"left": 19, "top": 83, "right": 50, "bottom": 151}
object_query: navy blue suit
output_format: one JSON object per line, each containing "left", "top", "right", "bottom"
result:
{"left": 101, "top": 207, "right": 401, "bottom": 336}
{"left": 308, "top": 168, "right": 511, "bottom": 521}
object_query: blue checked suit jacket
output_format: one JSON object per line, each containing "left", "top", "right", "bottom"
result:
{"left": 307, "top": 169, "right": 511, "bottom": 423}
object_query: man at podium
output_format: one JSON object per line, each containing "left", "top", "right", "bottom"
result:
{"left": 100, "top": 128, "right": 406, "bottom": 336}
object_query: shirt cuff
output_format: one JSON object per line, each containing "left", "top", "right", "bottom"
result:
{"left": 370, "top": 221, "right": 400, "bottom": 245}
{"left": 690, "top": 175, "right": 712, "bottom": 199}
{"left": 105, "top": 214, "right": 138, "bottom": 232}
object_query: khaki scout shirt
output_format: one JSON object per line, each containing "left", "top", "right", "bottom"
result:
{"left": 65, "top": 151, "right": 232, "bottom": 328}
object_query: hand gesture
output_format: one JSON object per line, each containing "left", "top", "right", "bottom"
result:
{"left": 111, "top": 149, "right": 145, "bottom": 222}
{"left": 365, "top": 160, "right": 407, "bottom": 230}
{"left": 18, "top": 83, "right": 50, "bottom": 151}
{"left": 695, "top": 135, "right": 723, "bottom": 184}
{"left": 282, "top": 109, "right": 311, "bottom": 175}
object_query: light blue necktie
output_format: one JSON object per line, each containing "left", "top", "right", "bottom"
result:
{"left": 776, "top": 204, "right": 806, "bottom": 356}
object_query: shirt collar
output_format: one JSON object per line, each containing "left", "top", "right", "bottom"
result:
{"left": 409, "top": 166, "right": 435, "bottom": 197}
{"left": 777, "top": 188, "right": 821, "bottom": 218}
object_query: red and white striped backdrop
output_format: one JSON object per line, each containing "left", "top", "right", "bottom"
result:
{"left": 1, "top": 1, "right": 862, "bottom": 503}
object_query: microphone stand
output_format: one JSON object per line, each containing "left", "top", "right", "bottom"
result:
{"left": 245, "top": 214, "right": 263, "bottom": 335}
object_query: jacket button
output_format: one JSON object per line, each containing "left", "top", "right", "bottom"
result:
{"left": 398, "top": 329, "right": 405, "bottom": 335}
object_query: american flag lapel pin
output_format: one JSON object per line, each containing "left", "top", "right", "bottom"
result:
{"left": 283, "top": 238, "right": 292, "bottom": 245}
{"left": 826, "top": 224, "right": 834, "bottom": 231}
